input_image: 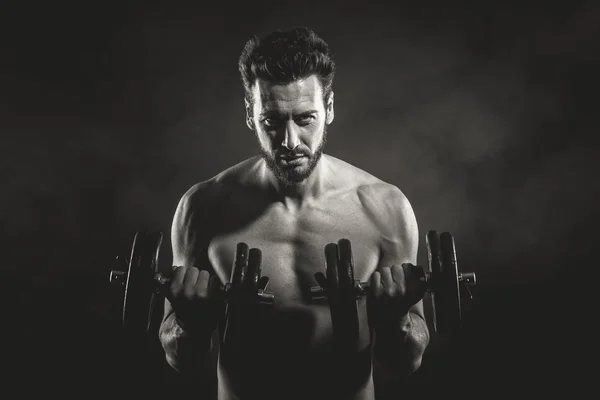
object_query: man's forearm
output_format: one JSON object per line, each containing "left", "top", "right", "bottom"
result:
{"left": 159, "top": 313, "right": 215, "bottom": 373}
{"left": 373, "top": 312, "right": 430, "bottom": 375}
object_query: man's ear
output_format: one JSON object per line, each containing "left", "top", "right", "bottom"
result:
{"left": 245, "top": 98, "right": 254, "bottom": 130}
{"left": 325, "top": 91, "right": 334, "bottom": 125}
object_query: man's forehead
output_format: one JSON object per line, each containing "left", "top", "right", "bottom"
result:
{"left": 253, "top": 75, "right": 323, "bottom": 105}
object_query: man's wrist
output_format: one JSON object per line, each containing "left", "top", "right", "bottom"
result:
{"left": 174, "top": 315, "right": 214, "bottom": 342}
{"left": 373, "top": 312, "right": 423, "bottom": 372}
{"left": 375, "top": 312, "right": 412, "bottom": 343}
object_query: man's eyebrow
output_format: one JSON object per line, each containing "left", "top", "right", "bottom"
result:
{"left": 259, "top": 110, "right": 279, "bottom": 117}
{"left": 296, "top": 110, "right": 318, "bottom": 116}
{"left": 259, "top": 109, "right": 319, "bottom": 118}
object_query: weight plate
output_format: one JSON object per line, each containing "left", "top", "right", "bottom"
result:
{"left": 122, "top": 231, "right": 163, "bottom": 332}
{"left": 440, "top": 232, "right": 462, "bottom": 332}
{"left": 426, "top": 230, "right": 442, "bottom": 333}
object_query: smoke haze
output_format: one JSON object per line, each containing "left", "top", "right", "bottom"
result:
{"left": 1, "top": 0, "right": 596, "bottom": 393}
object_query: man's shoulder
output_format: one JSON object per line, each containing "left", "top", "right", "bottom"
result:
{"left": 212, "top": 156, "right": 263, "bottom": 185}
{"left": 349, "top": 177, "right": 417, "bottom": 242}
{"left": 178, "top": 177, "right": 226, "bottom": 206}
{"left": 177, "top": 156, "right": 262, "bottom": 210}
{"left": 356, "top": 182, "right": 412, "bottom": 226}
{"left": 327, "top": 156, "right": 413, "bottom": 228}
{"left": 327, "top": 155, "right": 408, "bottom": 204}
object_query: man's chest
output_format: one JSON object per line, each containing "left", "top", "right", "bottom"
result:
{"left": 209, "top": 197, "right": 381, "bottom": 385}
{"left": 207, "top": 202, "right": 381, "bottom": 306}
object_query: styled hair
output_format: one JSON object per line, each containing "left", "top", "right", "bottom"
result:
{"left": 238, "top": 27, "right": 336, "bottom": 104}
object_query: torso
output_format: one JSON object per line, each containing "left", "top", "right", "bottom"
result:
{"left": 198, "top": 155, "right": 393, "bottom": 400}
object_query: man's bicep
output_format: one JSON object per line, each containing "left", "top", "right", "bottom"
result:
{"left": 375, "top": 186, "right": 424, "bottom": 318}
{"left": 367, "top": 183, "right": 419, "bottom": 265}
{"left": 374, "top": 185, "right": 419, "bottom": 266}
{"left": 171, "top": 188, "right": 199, "bottom": 267}
{"left": 171, "top": 181, "right": 218, "bottom": 268}
{"left": 165, "top": 182, "right": 217, "bottom": 318}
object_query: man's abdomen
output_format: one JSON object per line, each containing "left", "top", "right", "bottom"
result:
{"left": 216, "top": 302, "right": 374, "bottom": 400}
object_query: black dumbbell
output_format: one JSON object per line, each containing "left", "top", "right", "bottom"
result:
{"left": 109, "top": 232, "right": 275, "bottom": 344}
{"left": 310, "top": 230, "right": 476, "bottom": 343}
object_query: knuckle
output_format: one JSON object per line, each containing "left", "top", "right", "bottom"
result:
{"left": 183, "top": 284, "right": 197, "bottom": 300}
{"left": 372, "top": 282, "right": 383, "bottom": 295}
{"left": 169, "top": 286, "right": 179, "bottom": 297}
{"left": 197, "top": 271, "right": 210, "bottom": 285}
{"left": 169, "top": 284, "right": 183, "bottom": 299}
{"left": 397, "top": 286, "right": 407, "bottom": 298}
{"left": 186, "top": 267, "right": 200, "bottom": 280}
{"left": 194, "top": 282, "right": 209, "bottom": 299}
{"left": 173, "top": 266, "right": 186, "bottom": 278}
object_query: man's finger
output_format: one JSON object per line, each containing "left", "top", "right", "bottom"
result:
{"left": 402, "top": 263, "right": 426, "bottom": 305}
{"left": 194, "top": 269, "right": 211, "bottom": 297}
{"left": 370, "top": 271, "right": 382, "bottom": 297}
{"left": 379, "top": 267, "right": 394, "bottom": 289}
{"left": 391, "top": 264, "right": 406, "bottom": 285}
{"left": 183, "top": 267, "right": 200, "bottom": 298}
{"left": 169, "top": 266, "right": 186, "bottom": 294}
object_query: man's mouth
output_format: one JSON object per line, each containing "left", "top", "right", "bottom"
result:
{"left": 279, "top": 155, "right": 307, "bottom": 165}
{"left": 280, "top": 154, "right": 306, "bottom": 160}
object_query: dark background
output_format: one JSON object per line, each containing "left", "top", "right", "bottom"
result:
{"left": 2, "top": 0, "right": 597, "bottom": 396}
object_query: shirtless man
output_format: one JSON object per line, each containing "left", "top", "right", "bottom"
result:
{"left": 159, "top": 27, "right": 430, "bottom": 399}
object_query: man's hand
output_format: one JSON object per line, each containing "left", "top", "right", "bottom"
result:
{"left": 367, "top": 264, "right": 425, "bottom": 330}
{"left": 166, "top": 266, "right": 224, "bottom": 336}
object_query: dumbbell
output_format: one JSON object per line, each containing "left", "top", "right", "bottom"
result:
{"left": 109, "top": 231, "right": 275, "bottom": 344}
{"left": 310, "top": 230, "right": 476, "bottom": 344}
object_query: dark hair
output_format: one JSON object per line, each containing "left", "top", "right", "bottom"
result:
{"left": 238, "top": 27, "right": 336, "bottom": 104}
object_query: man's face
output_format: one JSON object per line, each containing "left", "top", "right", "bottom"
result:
{"left": 247, "top": 75, "right": 334, "bottom": 187}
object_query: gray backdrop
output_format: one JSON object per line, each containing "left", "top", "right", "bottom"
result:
{"left": 2, "top": 0, "right": 595, "bottom": 395}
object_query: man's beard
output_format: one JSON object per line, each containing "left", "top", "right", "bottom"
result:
{"left": 258, "top": 126, "right": 328, "bottom": 188}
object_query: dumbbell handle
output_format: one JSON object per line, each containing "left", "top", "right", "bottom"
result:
{"left": 309, "top": 271, "right": 476, "bottom": 301}
{"left": 309, "top": 280, "right": 372, "bottom": 301}
{"left": 109, "top": 270, "right": 275, "bottom": 305}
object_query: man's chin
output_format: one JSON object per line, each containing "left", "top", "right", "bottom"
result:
{"left": 276, "top": 169, "right": 310, "bottom": 186}
{"left": 261, "top": 151, "right": 323, "bottom": 187}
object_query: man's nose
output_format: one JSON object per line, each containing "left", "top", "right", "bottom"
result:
{"left": 281, "top": 122, "right": 300, "bottom": 150}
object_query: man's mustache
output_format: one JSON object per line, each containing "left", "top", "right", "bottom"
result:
{"left": 278, "top": 150, "right": 309, "bottom": 158}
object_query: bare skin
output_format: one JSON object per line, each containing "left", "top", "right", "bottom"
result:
{"left": 159, "top": 75, "right": 428, "bottom": 399}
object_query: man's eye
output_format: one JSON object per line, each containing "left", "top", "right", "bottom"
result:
{"left": 296, "top": 116, "right": 315, "bottom": 125}
{"left": 263, "top": 118, "right": 278, "bottom": 126}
